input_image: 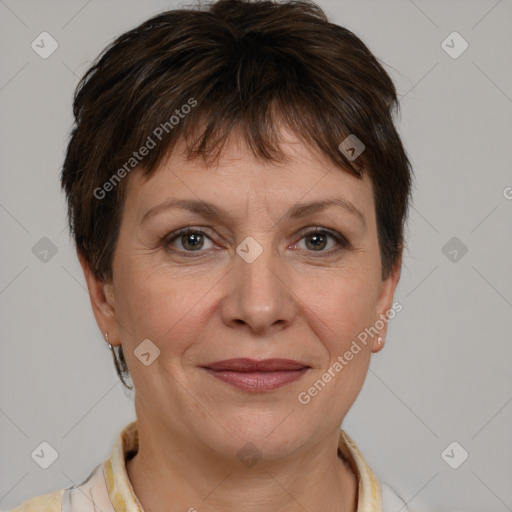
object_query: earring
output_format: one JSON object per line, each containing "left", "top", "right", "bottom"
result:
{"left": 105, "top": 332, "right": 113, "bottom": 350}
{"left": 377, "top": 336, "right": 384, "bottom": 347}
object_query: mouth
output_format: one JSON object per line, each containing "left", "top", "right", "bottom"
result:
{"left": 200, "top": 358, "right": 311, "bottom": 392}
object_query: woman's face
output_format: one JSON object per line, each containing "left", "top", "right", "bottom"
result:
{"left": 86, "top": 128, "right": 400, "bottom": 461}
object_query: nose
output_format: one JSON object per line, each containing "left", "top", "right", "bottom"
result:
{"left": 220, "top": 238, "right": 297, "bottom": 335}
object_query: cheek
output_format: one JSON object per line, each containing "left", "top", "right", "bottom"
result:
{"left": 303, "top": 270, "right": 379, "bottom": 348}
{"left": 297, "top": 267, "right": 378, "bottom": 404}
{"left": 114, "top": 261, "right": 213, "bottom": 358}
{"left": 300, "top": 280, "right": 375, "bottom": 410}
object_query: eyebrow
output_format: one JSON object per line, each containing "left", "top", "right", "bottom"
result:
{"left": 141, "top": 197, "right": 366, "bottom": 229}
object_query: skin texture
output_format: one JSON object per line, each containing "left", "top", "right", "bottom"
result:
{"left": 80, "top": 127, "right": 401, "bottom": 512}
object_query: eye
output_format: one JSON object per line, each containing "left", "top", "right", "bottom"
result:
{"left": 294, "top": 228, "right": 349, "bottom": 254}
{"left": 163, "top": 226, "right": 350, "bottom": 258}
{"left": 165, "top": 228, "right": 215, "bottom": 254}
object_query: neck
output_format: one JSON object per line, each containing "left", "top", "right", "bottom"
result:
{"left": 126, "top": 417, "right": 358, "bottom": 512}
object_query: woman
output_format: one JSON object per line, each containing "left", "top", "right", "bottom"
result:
{"left": 11, "top": 0, "right": 412, "bottom": 510}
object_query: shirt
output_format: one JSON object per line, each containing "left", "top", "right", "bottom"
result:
{"left": 9, "top": 421, "right": 409, "bottom": 512}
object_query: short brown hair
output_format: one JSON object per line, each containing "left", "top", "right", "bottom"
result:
{"left": 61, "top": 0, "right": 413, "bottom": 388}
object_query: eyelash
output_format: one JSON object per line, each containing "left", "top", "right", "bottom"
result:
{"left": 163, "top": 226, "right": 350, "bottom": 258}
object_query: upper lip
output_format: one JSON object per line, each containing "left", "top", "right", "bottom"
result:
{"left": 201, "top": 358, "right": 310, "bottom": 372}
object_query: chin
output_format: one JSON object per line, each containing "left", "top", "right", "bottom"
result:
{"left": 200, "top": 410, "right": 310, "bottom": 461}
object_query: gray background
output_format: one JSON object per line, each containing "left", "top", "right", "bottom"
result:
{"left": 1, "top": 0, "right": 511, "bottom": 510}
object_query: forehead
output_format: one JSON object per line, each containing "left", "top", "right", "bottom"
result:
{"left": 124, "top": 126, "right": 375, "bottom": 222}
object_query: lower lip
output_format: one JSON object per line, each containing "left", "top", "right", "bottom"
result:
{"left": 203, "top": 368, "right": 309, "bottom": 392}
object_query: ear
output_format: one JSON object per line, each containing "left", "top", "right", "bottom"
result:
{"left": 78, "top": 251, "right": 121, "bottom": 347}
{"left": 372, "top": 253, "right": 402, "bottom": 354}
